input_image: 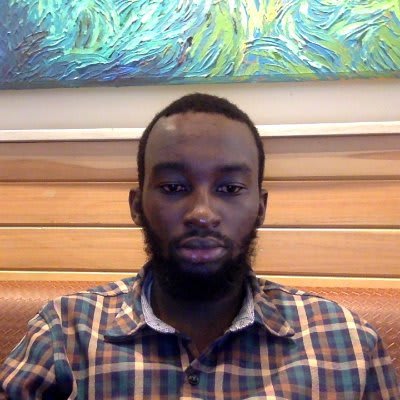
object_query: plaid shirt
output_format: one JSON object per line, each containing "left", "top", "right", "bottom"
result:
{"left": 0, "top": 267, "right": 398, "bottom": 399}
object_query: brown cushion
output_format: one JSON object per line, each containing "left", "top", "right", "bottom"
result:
{"left": 0, "top": 282, "right": 399, "bottom": 379}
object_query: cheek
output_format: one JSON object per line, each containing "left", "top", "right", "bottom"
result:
{"left": 142, "top": 197, "right": 181, "bottom": 236}
{"left": 224, "top": 201, "right": 260, "bottom": 241}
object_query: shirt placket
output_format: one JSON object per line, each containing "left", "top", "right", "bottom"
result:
{"left": 176, "top": 334, "right": 219, "bottom": 399}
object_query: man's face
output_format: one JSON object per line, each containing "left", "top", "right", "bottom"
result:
{"left": 131, "top": 112, "right": 266, "bottom": 300}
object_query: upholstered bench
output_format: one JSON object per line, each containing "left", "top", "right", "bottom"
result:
{"left": 1, "top": 281, "right": 399, "bottom": 380}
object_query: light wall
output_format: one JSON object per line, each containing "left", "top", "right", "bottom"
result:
{"left": 0, "top": 78, "right": 399, "bottom": 130}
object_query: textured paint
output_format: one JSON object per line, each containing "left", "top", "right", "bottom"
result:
{"left": 0, "top": 0, "right": 399, "bottom": 88}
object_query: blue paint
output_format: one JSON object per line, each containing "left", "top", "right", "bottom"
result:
{"left": 0, "top": 0, "right": 399, "bottom": 89}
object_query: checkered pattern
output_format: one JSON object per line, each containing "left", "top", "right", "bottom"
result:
{"left": 1, "top": 266, "right": 398, "bottom": 399}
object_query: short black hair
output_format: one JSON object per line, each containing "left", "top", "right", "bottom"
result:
{"left": 137, "top": 93, "right": 265, "bottom": 189}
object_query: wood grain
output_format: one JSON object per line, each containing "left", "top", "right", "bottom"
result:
{"left": 2, "top": 181, "right": 399, "bottom": 227}
{"left": 265, "top": 135, "right": 400, "bottom": 179}
{"left": 0, "top": 141, "right": 138, "bottom": 181}
{"left": 0, "top": 182, "right": 134, "bottom": 225}
{"left": 1, "top": 134, "right": 400, "bottom": 181}
{"left": 264, "top": 180, "right": 400, "bottom": 227}
{"left": 1, "top": 228, "right": 399, "bottom": 277}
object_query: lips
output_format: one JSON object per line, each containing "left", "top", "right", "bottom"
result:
{"left": 176, "top": 237, "right": 227, "bottom": 264}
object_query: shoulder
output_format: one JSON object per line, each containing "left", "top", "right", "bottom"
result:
{"left": 38, "top": 276, "right": 138, "bottom": 327}
{"left": 51, "top": 275, "right": 135, "bottom": 302}
{"left": 86, "top": 276, "right": 136, "bottom": 296}
{"left": 255, "top": 277, "right": 379, "bottom": 352}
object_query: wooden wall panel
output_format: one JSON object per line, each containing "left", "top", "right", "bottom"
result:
{"left": 265, "top": 135, "right": 400, "bottom": 179}
{"left": 0, "top": 182, "right": 134, "bottom": 225}
{"left": 1, "top": 127, "right": 399, "bottom": 286}
{"left": 1, "top": 134, "right": 400, "bottom": 181}
{"left": 1, "top": 181, "right": 400, "bottom": 227}
{"left": 1, "top": 228, "right": 399, "bottom": 278}
{"left": 264, "top": 180, "right": 400, "bottom": 227}
{"left": 0, "top": 141, "right": 138, "bottom": 182}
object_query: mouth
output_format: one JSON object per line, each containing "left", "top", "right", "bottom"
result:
{"left": 176, "top": 237, "right": 228, "bottom": 264}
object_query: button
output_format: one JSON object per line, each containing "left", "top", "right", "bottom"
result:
{"left": 187, "top": 373, "right": 200, "bottom": 386}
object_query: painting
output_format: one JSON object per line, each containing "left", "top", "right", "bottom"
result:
{"left": 1, "top": 0, "right": 400, "bottom": 89}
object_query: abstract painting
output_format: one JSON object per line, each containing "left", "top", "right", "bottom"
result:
{"left": 1, "top": 0, "right": 400, "bottom": 89}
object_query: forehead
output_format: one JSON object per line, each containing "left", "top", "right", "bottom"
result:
{"left": 145, "top": 112, "right": 258, "bottom": 175}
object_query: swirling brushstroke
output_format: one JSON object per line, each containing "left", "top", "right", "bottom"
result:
{"left": 0, "top": 0, "right": 399, "bottom": 88}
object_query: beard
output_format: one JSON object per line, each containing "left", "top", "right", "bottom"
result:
{"left": 140, "top": 213, "right": 258, "bottom": 302}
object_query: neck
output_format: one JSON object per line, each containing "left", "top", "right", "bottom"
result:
{"left": 151, "top": 277, "right": 246, "bottom": 356}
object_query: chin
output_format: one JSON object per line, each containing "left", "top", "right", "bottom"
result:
{"left": 151, "top": 252, "right": 250, "bottom": 302}
{"left": 175, "top": 258, "right": 230, "bottom": 277}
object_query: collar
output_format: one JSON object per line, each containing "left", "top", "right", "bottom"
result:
{"left": 249, "top": 273, "right": 295, "bottom": 338}
{"left": 103, "top": 267, "right": 149, "bottom": 342}
{"left": 141, "top": 273, "right": 256, "bottom": 335}
{"left": 104, "top": 266, "right": 294, "bottom": 342}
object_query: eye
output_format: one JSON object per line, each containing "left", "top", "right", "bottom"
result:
{"left": 217, "top": 184, "right": 245, "bottom": 194}
{"left": 159, "top": 183, "right": 188, "bottom": 193}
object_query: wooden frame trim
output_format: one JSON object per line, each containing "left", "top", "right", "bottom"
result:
{"left": 0, "top": 271, "right": 399, "bottom": 288}
{"left": 0, "top": 121, "right": 399, "bottom": 142}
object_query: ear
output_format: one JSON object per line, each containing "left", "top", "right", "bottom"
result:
{"left": 256, "top": 189, "right": 268, "bottom": 227}
{"left": 129, "top": 188, "right": 144, "bottom": 226}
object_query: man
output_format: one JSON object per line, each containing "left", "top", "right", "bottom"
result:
{"left": 0, "top": 93, "right": 398, "bottom": 399}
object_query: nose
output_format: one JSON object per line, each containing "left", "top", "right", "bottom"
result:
{"left": 183, "top": 188, "right": 221, "bottom": 229}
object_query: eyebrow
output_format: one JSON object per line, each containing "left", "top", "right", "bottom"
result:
{"left": 151, "top": 162, "right": 252, "bottom": 176}
{"left": 151, "top": 162, "right": 187, "bottom": 175}
{"left": 217, "top": 163, "right": 252, "bottom": 175}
